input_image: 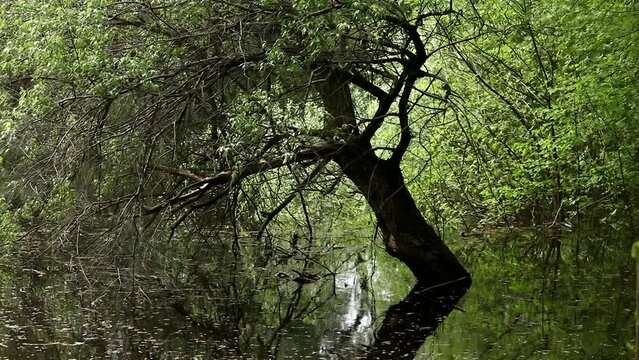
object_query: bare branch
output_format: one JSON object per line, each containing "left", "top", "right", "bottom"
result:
{"left": 389, "top": 75, "right": 416, "bottom": 165}
{"left": 348, "top": 70, "right": 388, "bottom": 100}
{"left": 144, "top": 142, "right": 341, "bottom": 214}
{"left": 153, "top": 164, "right": 205, "bottom": 182}
{"left": 360, "top": 69, "right": 407, "bottom": 141}
{"left": 255, "top": 159, "right": 329, "bottom": 242}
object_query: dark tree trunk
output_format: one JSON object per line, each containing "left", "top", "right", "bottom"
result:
{"left": 319, "top": 71, "right": 470, "bottom": 289}
{"left": 334, "top": 142, "right": 470, "bottom": 288}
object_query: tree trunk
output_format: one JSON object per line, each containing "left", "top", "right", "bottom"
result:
{"left": 334, "top": 142, "right": 471, "bottom": 288}
{"left": 318, "top": 71, "right": 470, "bottom": 288}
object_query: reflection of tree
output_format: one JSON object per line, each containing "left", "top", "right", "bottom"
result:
{"left": 257, "top": 277, "right": 340, "bottom": 358}
{"left": 10, "top": 272, "right": 65, "bottom": 360}
{"left": 317, "top": 270, "right": 374, "bottom": 359}
{"left": 2, "top": 239, "right": 468, "bottom": 359}
{"left": 367, "top": 280, "right": 468, "bottom": 360}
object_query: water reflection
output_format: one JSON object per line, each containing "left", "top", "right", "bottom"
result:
{"left": 0, "top": 228, "right": 633, "bottom": 359}
{"left": 1, "top": 235, "right": 450, "bottom": 359}
{"left": 367, "top": 281, "right": 467, "bottom": 359}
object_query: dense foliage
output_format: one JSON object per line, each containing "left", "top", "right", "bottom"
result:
{"left": 410, "top": 0, "right": 639, "bottom": 231}
{"left": 0, "top": 0, "right": 636, "bottom": 258}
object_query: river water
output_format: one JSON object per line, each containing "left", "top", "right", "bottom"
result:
{"left": 0, "top": 227, "right": 633, "bottom": 359}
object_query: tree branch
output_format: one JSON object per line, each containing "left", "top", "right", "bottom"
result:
{"left": 454, "top": 48, "right": 531, "bottom": 132}
{"left": 361, "top": 69, "right": 407, "bottom": 141}
{"left": 302, "top": 3, "right": 344, "bottom": 19}
{"left": 389, "top": 75, "right": 416, "bottom": 165}
{"left": 361, "top": 8, "right": 454, "bottom": 143}
{"left": 348, "top": 70, "right": 388, "bottom": 100}
{"left": 255, "top": 159, "right": 328, "bottom": 242}
{"left": 153, "top": 164, "right": 205, "bottom": 182}
{"left": 144, "top": 142, "right": 340, "bottom": 213}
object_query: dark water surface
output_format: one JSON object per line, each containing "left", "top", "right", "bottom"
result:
{"left": 0, "top": 228, "right": 633, "bottom": 359}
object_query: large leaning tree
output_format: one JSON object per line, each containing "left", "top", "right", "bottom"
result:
{"left": 1, "top": 0, "right": 471, "bottom": 288}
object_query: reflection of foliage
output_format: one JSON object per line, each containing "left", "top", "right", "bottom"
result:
{"left": 425, "top": 229, "right": 634, "bottom": 359}
{"left": 0, "top": 228, "right": 632, "bottom": 359}
{"left": 0, "top": 232, "right": 412, "bottom": 359}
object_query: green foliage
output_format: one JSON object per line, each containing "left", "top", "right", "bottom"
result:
{"left": 0, "top": 197, "right": 21, "bottom": 242}
{"left": 0, "top": 0, "right": 635, "bottom": 259}
{"left": 3, "top": 0, "right": 452, "bottom": 247}
{"left": 407, "top": 0, "right": 639, "bottom": 229}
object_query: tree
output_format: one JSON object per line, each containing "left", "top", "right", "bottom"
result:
{"left": 0, "top": 1, "right": 471, "bottom": 288}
